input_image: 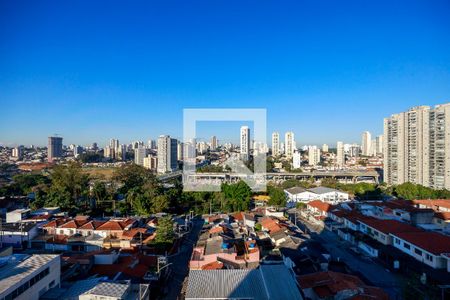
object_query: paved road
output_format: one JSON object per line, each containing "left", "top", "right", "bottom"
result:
{"left": 288, "top": 211, "right": 402, "bottom": 300}
{"left": 160, "top": 218, "right": 204, "bottom": 300}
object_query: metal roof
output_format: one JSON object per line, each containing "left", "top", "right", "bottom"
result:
{"left": 285, "top": 187, "right": 306, "bottom": 195}
{"left": 0, "top": 254, "right": 59, "bottom": 295}
{"left": 84, "top": 282, "right": 129, "bottom": 298}
{"left": 185, "top": 265, "right": 302, "bottom": 300}
{"left": 308, "top": 186, "right": 340, "bottom": 194}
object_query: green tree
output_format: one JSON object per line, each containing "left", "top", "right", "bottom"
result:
{"left": 113, "top": 164, "right": 158, "bottom": 193}
{"left": 45, "top": 162, "right": 90, "bottom": 213}
{"left": 267, "top": 186, "right": 287, "bottom": 208}
{"left": 153, "top": 216, "right": 175, "bottom": 245}
{"left": 151, "top": 195, "right": 169, "bottom": 213}
{"left": 296, "top": 202, "right": 307, "bottom": 210}
{"left": 222, "top": 181, "right": 252, "bottom": 212}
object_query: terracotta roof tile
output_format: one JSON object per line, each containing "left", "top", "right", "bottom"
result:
{"left": 307, "top": 200, "right": 334, "bottom": 213}
{"left": 391, "top": 231, "right": 450, "bottom": 255}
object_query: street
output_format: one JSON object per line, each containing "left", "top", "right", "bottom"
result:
{"left": 288, "top": 211, "right": 402, "bottom": 300}
{"left": 160, "top": 217, "right": 204, "bottom": 300}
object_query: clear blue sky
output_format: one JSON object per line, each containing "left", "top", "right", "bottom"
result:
{"left": 1, "top": 0, "right": 450, "bottom": 147}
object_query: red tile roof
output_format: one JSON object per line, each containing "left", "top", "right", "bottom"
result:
{"left": 391, "top": 231, "right": 450, "bottom": 255}
{"left": 201, "top": 261, "right": 224, "bottom": 270}
{"left": 59, "top": 219, "right": 90, "bottom": 229}
{"left": 260, "top": 217, "right": 283, "bottom": 233}
{"left": 209, "top": 226, "right": 224, "bottom": 234}
{"left": 298, "top": 271, "right": 388, "bottom": 300}
{"left": 79, "top": 220, "right": 107, "bottom": 230}
{"left": 96, "top": 218, "right": 135, "bottom": 231}
{"left": 359, "top": 218, "right": 421, "bottom": 235}
{"left": 233, "top": 212, "right": 245, "bottom": 221}
{"left": 307, "top": 200, "right": 334, "bottom": 213}
{"left": 90, "top": 255, "right": 149, "bottom": 278}
{"left": 43, "top": 218, "right": 69, "bottom": 228}
{"left": 413, "top": 199, "right": 450, "bottom": 211}
{"left": 121, "top": 228, "right": 148, "bottom": 240}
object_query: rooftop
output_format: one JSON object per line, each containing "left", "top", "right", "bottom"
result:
{"left": 391, "top": 231, "right": 450, "bottom": 255}
{"left": 285, "top": 186, "right": 306, "bottom": 195}
{"left": 298, "top": 271, "right": 388, "bottom": 300}
{"left": 0, "top": 254, "right": 59, "bottom": 295}
{"left": 359, "top": 218, "right": 421, "bottom": 235}
{"left": 185, "top": 265, "right": 302, "bottom": 300}
{"left": 308, "top": 186, "right": 342, "bottom": 195}
{"left": 84, "top": 282, "right": 129, "bottom": 298}
{"left": 307, "top": 200, "right": 334, "bottom": 213}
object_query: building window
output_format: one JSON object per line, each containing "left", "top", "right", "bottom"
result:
{"left": 403, "top": 242, "right": 410, "bottom": 250}
{"left": 426, "top": 254, "right": 433, "bottom": 262}
{"left": 414, "top": 248, "right": 422, "bottom": 256}
{"left": 395, "top": 238, "right": 400, "bottom": 245}
{"left": 5, "top": 267, "right": 50, "bottom": 300}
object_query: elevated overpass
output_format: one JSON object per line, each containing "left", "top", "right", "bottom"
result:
{"left": 158, "top": 170, "right": 381, "bottom": 184}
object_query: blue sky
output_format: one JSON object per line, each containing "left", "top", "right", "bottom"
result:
{"left": 1, "top": 0, "right": 450, "bottom": 147}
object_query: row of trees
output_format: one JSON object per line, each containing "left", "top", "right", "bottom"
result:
{"left": 3, "top": 162, "right": 448, "bottom": 218}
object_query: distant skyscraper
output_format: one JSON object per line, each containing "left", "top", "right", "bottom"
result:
{"left": 157, "top": 135, "right": 178, "bottom": 173}
{"left": 272, "top": 132, "right": 280, "bottom": 157}
{"left": 48, "top": 136, "right": 63, "bottom": 162}
{"left": 308, "top": 146, "right": 321, "bottom": 166}
{"left": 285, "top": 132, "right": 295, "bottom": 159}
{"left": 197, "top": 141, "right": 208, "bottom": 154}
{"left": 361, "top": 131, "right": 372, "bottom": 156}
{"left": 73, "top": 145, "right": 83, "bottom": 158}
{"left": 292, "top": 150, "right": 301, "bottom": 169}
{"left": 322, "top": 144, "right": 329, "bottom": 153}
{"left": 384, "top": 104, "right": 450, "bottom": 189}
{"left": 104, "top": 146, "right": 113, "bottom": 159}
{"left": 348, "top": 144, "right": 361, "bottom": 157}
{"left": 118, "top": 144, "right": 127, "bottom": 161}
{"left": 240, "top": 126, "right": 250, "bottom": 161}
{"left": 148, "top": 139, "right": 157, "bottom": 150}
{"left": 135, "top": 147, "right": 148, "bottom": 166}
{"left": 12, "top": 146, "right": 23, "bottom": 160}
{"left": 177, "top": 141, "right": 184, "bottom": 161}
{"left": 184, "top": 138, "right": 196, "bottom": 160}
{"left": 336, "top": 141, "right": 345, "bottom": 167}
{"left": 375, "top": 135, "right": 384, "bottom": 156}
{"left": 210, "top": 136, "right": 218, "bottom": 151}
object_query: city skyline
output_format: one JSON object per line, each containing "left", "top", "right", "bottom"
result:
{"left": 1, "top": 1, "right": 450, "bottom": 146}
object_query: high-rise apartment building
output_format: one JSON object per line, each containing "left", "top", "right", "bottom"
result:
{"left": 293, "top": 150, "right": 301, "bottom": 169}
{"left": 375, "top": 135, "right": 384, "bottom": 156}
{"left": 210, "top": 136, "right": 218, "bottom": 151}
{"left": 12, "top": 146, "right": 23, "bottom": 160}
{"left": 73, "top": 145, "right": 83, "bottom": 158}
{"left": 177, "top": 141, "right": 184, "bottom": 161}
{"left": 336, "top": 141, "right": 345, "bottom": 167}
{"left": 308, "top": 146, "right": 321, "bottom": 166}
{"left": 48, "top": 136, "right": 63, "bottom": 162}
{"left": 285, "top": 132, "right": 295, "bottom": 159}
{"left": 322, "top": 144, "right": 329, "bottom": 153}
{"left": 184, "top": 139, "right": 196, "bottom": 160}
{"left": 143, "top": 155, "right": 158, "bottom": 170}
{"left": 240, "top": 126, "right": 250, "bottom": 161}
{"left": 134, "top": 146, "right": 148, "bottom": 166}
{"left": 157, "top": 135, "right": 178, "bottom": 173}
{"left": 384, "top": 104, "right": 450, "bottom": 189}
{"left": 361, "top": 131, "right": 372, "bottom": 156}
{"left": 272, "top": 132, "right": 280, "bottom": 157}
